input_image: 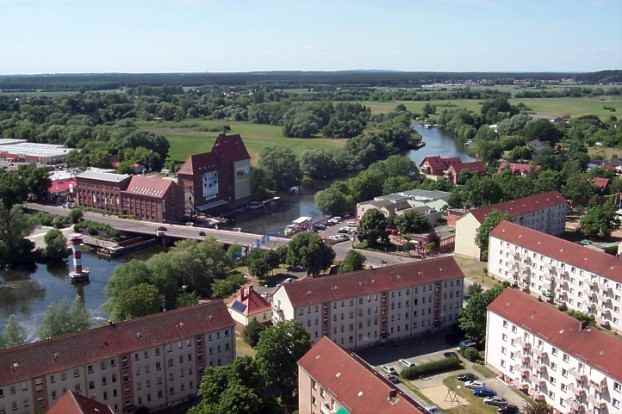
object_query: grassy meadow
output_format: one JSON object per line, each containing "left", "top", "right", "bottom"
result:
{"left": 137, "top": 119, "right": 346, "bottom": 163}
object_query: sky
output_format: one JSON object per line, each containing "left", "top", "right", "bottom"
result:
{"left": 1, "top": 0, "right": 621, "bottom": 74}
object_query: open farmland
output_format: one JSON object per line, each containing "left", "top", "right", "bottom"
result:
{"left": 138, "top": 119, "right": 346, "bottom": 163}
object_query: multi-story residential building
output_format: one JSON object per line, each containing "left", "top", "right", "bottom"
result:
{"left": 488, "top": 220, "right": 622, "bottom": 332}
{"left": 455, "top": 191, "right": 567, "bottom": 259}
{"left": 297, "top": 337, "right": 426, "bottom": 414}
{"left": 272, "top": 257, "right": 464, "bottom": 350}
{"left": 47, "top": 390, "right": 114, "bottom": 414}
{"left": 0, "top": 301, "right": 235, "bottom": 414}
{"left": 177, "top": 133, "right": 252, "bottom": 217}
{"left": 75, "top": 169, "right": 131, "bottom": 215}
{"left": 486, "top": 289, "right": 622, "bottom": 414}
{"left": 121, "top": 175, "right": 184, "bottom": 223}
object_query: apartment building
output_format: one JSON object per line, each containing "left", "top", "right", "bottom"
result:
{"left": 455, "top": 191, "right": 567, "bottom": 259}
{"left": 272, "top": 257, "right": 464, "bottom": 350}
{"left": 297, "top": 337, "right": 426, "bottom": 414}
{"left": 486, "top": 289, "right": 622, "bottom": 414}
{"left": 0, "top": 301, "right": 235, "bottom": 414}
{"left": 488, "top": 220, "right": 622, "bottom": 332}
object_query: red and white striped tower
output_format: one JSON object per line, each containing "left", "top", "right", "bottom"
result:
{"left": 69, "top": 234, "right": 90, "bottom": 283}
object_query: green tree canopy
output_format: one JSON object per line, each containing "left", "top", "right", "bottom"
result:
{"left": 580, "top": 200, "right": 619, "bottom": 238}
{"left": 2, "top": 315, "right": 27, "bottom": 349}
{"left": 258, "top": 146, "right": 302, "bottom": 191}
{"left": 458, "top": 284, "right": 505, "bottom": 341}
{"left": 339, "top": 250, "right": 366, "bottom": 273}
{"left": 38, "top": 296, "right": 91, "bottom": 339}
{"left": 394, "top": 210, "right": 431, "bottom": 234}
{"left": 357, "top": 209, "right": 389, "bottom": 248}
{"left": 43, "top": 229, "right": 69, "bottom": 262}
{"left": 476, "top": 210, "right": 512, "bottom": 260}
{"left": 286, "top": 232, "right": 335, "bottom": 276}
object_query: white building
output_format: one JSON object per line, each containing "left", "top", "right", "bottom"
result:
{"left": 488, "top": 220, "right": 622, "bottom": 332}
{"left": 272, "top": 257, "right": 464, "bottom": 350}
{"left": 455, "top": 191, "right": 567, "bottom": 259}
{"left": 0, "top": 301, "right": 235, "bottom": 414}
{"left": 227, "top": 286, "right": 272, "bottom": 326}
{"left": 486, "top": 289, "right": 622, "bottom": 414}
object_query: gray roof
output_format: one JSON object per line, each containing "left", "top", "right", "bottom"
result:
{"left": 375, "top": 189, "right": 451, "bottom": 203}
{"left": 76, "top": 168, "right": 130, "bottom": 183}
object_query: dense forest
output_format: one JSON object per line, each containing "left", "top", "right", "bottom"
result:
{"left": 1, "top": 70, "right": 620, "bottom": 91}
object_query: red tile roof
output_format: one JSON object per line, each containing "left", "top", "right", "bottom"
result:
{"left": 419, "top": 156, "right": 462, "bottom": 175}
{"left": 0, "top": 301, "right": 233, "bottom": 385}
{"left": 281, "top": 257, "right": 464, "bottom": 308}
{"left": 298, "top": 337, "right": 425, "bottom": 414}
{"left": 47, "top": 391, "right": 114, "bottom": 414}
{"left": 229, "top": 286, "right": 271, "bottom": 316}
{"left": 497, "top": 161, "right": 534, "bottom": 175}
{"left": 123, "top": 175, "right": 174, "bottom": 198}
{"left": 469, "top": 191, "right": 567, "bottom": 223}
{"left": 490, "top": 220, "right": 622, "bottom": 283}
{"left": 48, "top": 178, "right": 76, "bottom": 194}
{"left": 592, "top": 177, "right": 610, "bottom": 190}
{"left": 449, "top": 161, "right": 486, "bottom": 175}
{"left": 177, "top": 134, "right": 251, "bottom": 176}
{"left": 488, "top": 289, "right": 622, "bottom": 381}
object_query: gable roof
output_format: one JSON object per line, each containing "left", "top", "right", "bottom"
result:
{"left": 490, "top": 220, "right": 622, "bottom": 283}
{"left": 47, "top": 391, "right": 114, "bottom": 414}
{"left": 298, "top": 337, "right": 425, "bottom": 414}
{"left": 592, "top": 177, "right": 610, "bottom": 190}
{"left": 469, "top": 191, "right": 566, "bottom": 223}
{"left": 449, "top": 161, "right": 486, "bottom": 175}
{"left": 0, "top": 301, "right": 233, "bottom": 385}
{"left": 419, "top": 156, "right": 462, "bottom": 175}
{"left": 488, "top": 289, "right": 622, "bottom": 381}
{"left": 177, "top": 134, "right": 250, "bottom": 176}
{"left": 228, "top": 286, "right": 271, "bottom": 316}
{"left": 123, "top": 175, "right": 174, "bottom": 198}
{"left": 280, "top": 256, "right": 464, "bottom": 308}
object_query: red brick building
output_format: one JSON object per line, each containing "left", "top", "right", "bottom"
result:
{"left": 177, "top": 134, "right": 252, "bottom": 217}
{"left": 47, "top": 391, "right": 114, "bottom": 414}
{"left": 75, "top": 169, "right": 131, "bottom": 215}
{"left": 419, "top": 156, "right": 486, "bottom": 184}
{"left": 122, "top": 175, "right": 184, "bottom": 223}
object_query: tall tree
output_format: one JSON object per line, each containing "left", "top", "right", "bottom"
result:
{"left": 38, "top": 296, "right": 91, "bottom": 339}
{"left": 258, "top": 146, "right": 302, "bottom": 191}
{"left": 255, "top": 321, "right": 311, "bottom": 402}
{"left": 2, "top": 315, "right": 27, "bottom": 348}
{"left": 580, "top": 200, "right": 619, "bottom": 238}
{"left": 357, "top": 209, "right": 389, "bottom": 248}
{"left": 476, "top": 211, "right": 512, "bottom": 261}
{"left": 458, "top": 285, "right": 505, "bottom": 341}
{"left": 108, "top": 283, "right": 161, "bottom": 321}
{"left": 286, "top": 232, "right": 335, "bottom": 276}
{"left": 43, "top": 229, "right": 69, "bottom": 262}
{"left": 339, "top": 250, "right": 366, "bottom": 273}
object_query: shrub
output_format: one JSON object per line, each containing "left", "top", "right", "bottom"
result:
{"left": 211, "top": 273, "right": 246, "bottom": 298}
{"left": 243, "top": 318, "right": 267, "bottom": 347}
{"left": 68, "top": 208, "right": 84, "bottom": 224}
{"left": 401, "top": 358, "right": 462, "bottom": 380}
{"left": 461, "top": 347, "right": 480, "bottom": 362}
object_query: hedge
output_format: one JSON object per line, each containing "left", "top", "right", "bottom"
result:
{"left": 400, "top": 358, "right": 462, "bottom": 380}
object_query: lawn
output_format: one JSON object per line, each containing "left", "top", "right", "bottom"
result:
{"left": 443, "top": 376, "right": 498, "bottom": 414}
{"left": 454, "top": 256, "right": 501, "bottom": 290}
{"left": 137, "top": 119, "right": 346, "bottom": 162}
{"left": 354, "top": 96, "right": 622, "bottom": 120}
{"left": 588, "top": 146, "right": 622, "bottom": 160}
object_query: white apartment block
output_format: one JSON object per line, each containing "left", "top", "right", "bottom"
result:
{"left": 488, "top": 220, "right": 622, "bottom": 332}
{"left": 272, "top": 257, "right": 464, "bottom": 350}
{"left": 486, "top": 289, "right": 622, "bottom": 414}
{"left": 297, "top": 337, "right": 426, "bottom": 414}
{"left": 0, "top": 301, "right": 235, "bottom": 414}
{"left": 455, "top": 191, "right": 567, "bottom": 259}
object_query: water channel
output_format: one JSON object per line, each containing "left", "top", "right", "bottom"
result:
{"left": 0, "top": 124, "right": 471, "bottom": 337}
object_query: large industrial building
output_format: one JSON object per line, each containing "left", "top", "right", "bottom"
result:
{"left": 297, "top": 337, "right": 426, "bottom": 414}
{"left": 454, "top": 191, "right": 568, "bottom": 259}
{"left": 0, "top": 301, "right": 235, "bottom": 414}
{"left": 271, "top": 257, "right": 464, "bottom": 350}
{"left": 486, "top": 289, "right": 622, "bottom": 414}
{"left": 0, "top": 139, "right": 74, "bottom": 165}
{"left": 177, "top": 134, "right": 252, "bottom": 217}
{"left": 487, "top": 220, "right": 622, "bottom": 332}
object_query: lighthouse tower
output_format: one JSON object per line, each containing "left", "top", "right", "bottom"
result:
{"left": 69, "top": 234, "right": 90, "bottom": 283}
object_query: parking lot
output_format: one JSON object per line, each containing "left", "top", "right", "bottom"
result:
{"left": 355, "top": 332, "right": 529, "bottom": 413}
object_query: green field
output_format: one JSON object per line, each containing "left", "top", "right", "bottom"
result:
{"left": 137, "top": 119, "right": 346, "bottom": 162}
{"left": 356, "top": 96, "right": 622, "bottom": 120}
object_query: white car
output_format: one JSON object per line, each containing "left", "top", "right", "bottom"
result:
{"left": 465, "top": 380, "right": 485, "bottom": 389}
{"left": 327, "top": 217, "right": 342, "bottom": 225}
{"left": 399, "top": 359, "right": 415, "bottom": 368}
{"left": 329, "top": 234, "right": 349, "bottom": 242}
{"left": 382, "top": 365, "right": 398, "bottom": 375}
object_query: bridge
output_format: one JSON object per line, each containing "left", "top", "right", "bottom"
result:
{"left": 25, "top": 203, "right": 417, "bottom": 266}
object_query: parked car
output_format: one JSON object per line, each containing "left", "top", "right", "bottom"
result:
{"left": 283, "top": 278, "right": 295, "bottom": 284}
{"left": 457, "top": 373, "right": 477, "bottom": 382}
{"left": 327, "top": 217, "right": 341, "bottom": 225}
{"left": 484, "top": 397, "right": 508, "bottom": 407}
{"left": 459, "top": 340, "right": 477, "bottom": 349}
{"left": 443, "top": 352, "right": 459, "bottom": 359}
{"left": 473, "top": 387, "right": 496, "bottom": 398}
{"left": 328, "top": 234, "right": 350, "bottom": 242}
{"left": 498, "top": 405, "right": 519, "bottom": 414}
{"left": 387, "top": 374, "right": 400, "bottom": 384}
{"left": 382, "top": 365, "right": 398, "bottom": 375}
{"left": 399, "top": 359, "right": 415, "bottom": 368}
{"left": 423, "top": 405, "right": 441, "bottom": 414}
{"left": 464, "top": 381, "right": 484, "bottom": 389}
{"left": 313, "top": 223, "right": 326, "bottom": 231}
{"left": 198, "top": 231, "right": 206, "bottom": 237}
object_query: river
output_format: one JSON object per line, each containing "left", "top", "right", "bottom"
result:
{"left": 0, "top": 125, "right": 470, "bottom": 337}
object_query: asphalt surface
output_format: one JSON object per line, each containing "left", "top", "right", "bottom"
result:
{"left": 25, "top": 203, "right": 417, "bottom": 266}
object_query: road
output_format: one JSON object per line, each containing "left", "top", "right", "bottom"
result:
{"left": 25, "top": 203, "right": 417, "bottom": 266}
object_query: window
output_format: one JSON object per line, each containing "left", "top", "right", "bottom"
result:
{"left": 615, "top": 382, "right": 622, "bottom": 392}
